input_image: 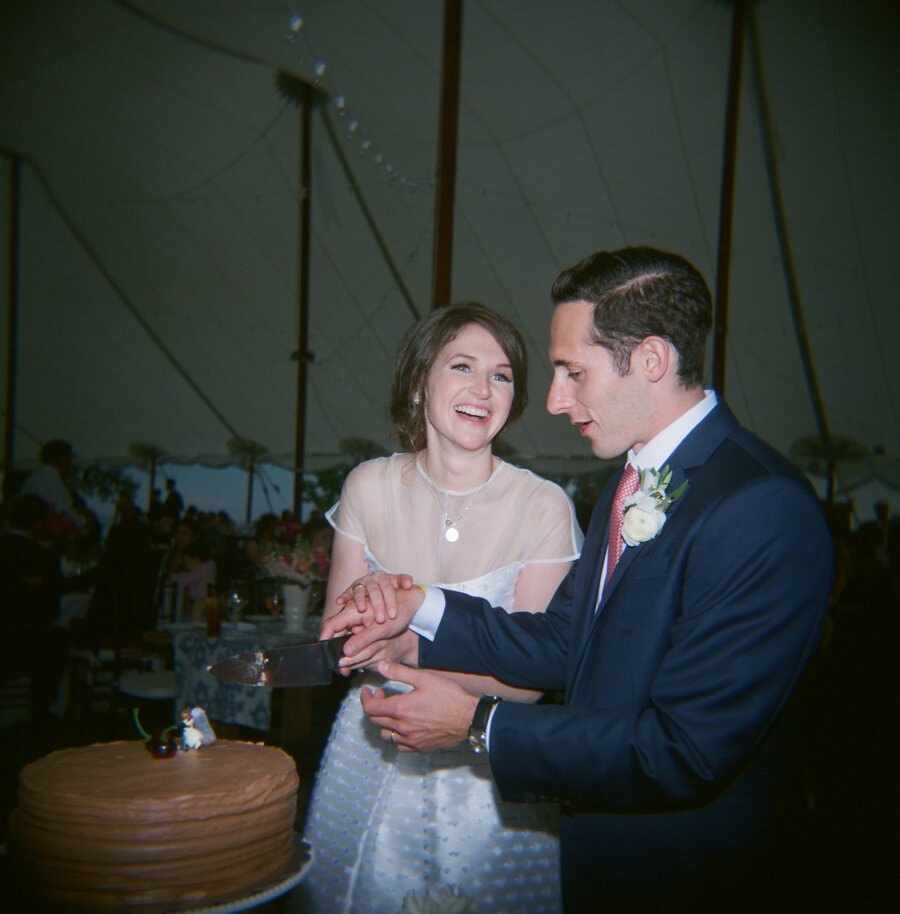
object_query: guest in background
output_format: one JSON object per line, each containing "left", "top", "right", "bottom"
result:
{"left": 170, "top": 541, "right": 215, "bottom": 621}
{"left": 148, "top": 488, "right": 165, "bottom": 526}
{"left": 244, "top": 513, "right": 280, "bottom": 568}
{"left": 159, "top": 518, "right": 199, "bottom": 577}
{"left": 0, "top": 494, "right": 65, "bottom": 723}
{"left": 301, "top": 513, "right": 334, "bottom": 613}
{"left": 162, "top": 477, "right": 183, "bottom": 524}
{"left": 20, "top": 439, "right": 78, "bottom": 523}
{"left": 80, "top": 495, "right": 157, "bottom": 646}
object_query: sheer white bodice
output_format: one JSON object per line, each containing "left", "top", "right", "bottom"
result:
{"left": 326, "top": 453, "right": 581, "bottom": 593}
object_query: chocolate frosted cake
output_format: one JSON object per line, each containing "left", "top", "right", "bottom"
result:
{"left": 8, "top": 739, "right": 300, "bottom": 909}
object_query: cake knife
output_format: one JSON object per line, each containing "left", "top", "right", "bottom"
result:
{"left": 207, "top": 635, "right": 351, "bottom": 687}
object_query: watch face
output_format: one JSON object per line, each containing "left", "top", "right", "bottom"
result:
{"left": 466, "top": 727, "right": 487, "bottom": 753}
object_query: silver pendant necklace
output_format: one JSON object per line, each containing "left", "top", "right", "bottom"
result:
{"left": 420, "top": 456, "right": 493, "bottom": 543}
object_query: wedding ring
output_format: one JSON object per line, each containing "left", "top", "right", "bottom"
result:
{"left": 389, "top": 732, "right": 395, "bottom": 744}
{"left": 351, "top": 582, "right": 366, "bottom": 592}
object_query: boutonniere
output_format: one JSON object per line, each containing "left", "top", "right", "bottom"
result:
{"left": 621, "top": 464, "right": 688, "bottom": 546}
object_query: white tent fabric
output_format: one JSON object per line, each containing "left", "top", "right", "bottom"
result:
{"left": 1, "top": 1, "right": 897, "bottom": 496}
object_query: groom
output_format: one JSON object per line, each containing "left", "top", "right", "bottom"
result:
{"left": 323, "top": 246, "right": 833, "bottom": 912}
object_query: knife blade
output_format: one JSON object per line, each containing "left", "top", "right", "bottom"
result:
{"left": 206, "top": 635, "right": 350, "bottom": 687}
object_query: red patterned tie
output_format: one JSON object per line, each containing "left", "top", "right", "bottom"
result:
{"left": 605, "top": 464, "right": 640, "bottom": 586}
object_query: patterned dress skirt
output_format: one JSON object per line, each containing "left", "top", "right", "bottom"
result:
{"left": 301, "top": 677, "right": 562, "bottom": 914}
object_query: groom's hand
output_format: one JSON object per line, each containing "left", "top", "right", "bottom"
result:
{"left": 361, "top": 661, "right": 478, "bottom": 753}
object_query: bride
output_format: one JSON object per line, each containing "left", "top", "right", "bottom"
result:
{"left": 301, "top": 303, "right": 582, "bottom": 914}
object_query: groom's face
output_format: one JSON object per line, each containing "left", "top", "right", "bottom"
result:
{"left": 546, "top": 301, "right": 648, "bottom": 459}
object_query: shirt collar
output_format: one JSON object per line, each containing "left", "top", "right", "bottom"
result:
{"left": 628, "top": 390, "right": 717, "bottom": 472}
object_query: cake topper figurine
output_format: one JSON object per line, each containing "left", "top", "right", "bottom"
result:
{"left": 133, "top": 706, "right": 216, "bottom": 758}
{"left": 181, "top": 707, "right": 217, "bottom": 750}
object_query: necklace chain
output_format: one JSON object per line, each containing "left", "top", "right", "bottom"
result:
{"left": 420, "top": 456, "right": 493, "bottom": 543}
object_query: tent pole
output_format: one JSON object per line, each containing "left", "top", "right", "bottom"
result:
{"left": 431, "top": 0, "right": 463, "bottom": 310}
{"left": 747, "top": 7, "right": 834, "bottom": 490}
{"left": 293, "top": 82, "right": 313, "bottom": 521}
{"left": 3, "top": 155, "right": 21, "bottom": 494}
{"left": 712, "top": 0, "right": 748, "bottom": 394}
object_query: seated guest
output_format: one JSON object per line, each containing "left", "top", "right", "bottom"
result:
{"left": 159, "top": 518, "right": 200, "bottom": 577}
{"left": 170, "top": 541, "right": 215, "bottom": 622}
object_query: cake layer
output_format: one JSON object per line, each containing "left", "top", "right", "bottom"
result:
{"left": 9, "top": 739, "right": 299, "bottom": 909}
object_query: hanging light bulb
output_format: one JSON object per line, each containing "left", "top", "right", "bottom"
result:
{"left": 334, "top": 94, "right": 346, "bottom": 112}
{"left": 285, "top": 14, "right": 303, "bottom": 42}
{"left": 313, "top": 60, "right": 327, "bottom": 83}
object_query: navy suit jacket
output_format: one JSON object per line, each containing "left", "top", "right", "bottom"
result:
{"left": 420, "top": 402, "right": 832, "bottom": 910}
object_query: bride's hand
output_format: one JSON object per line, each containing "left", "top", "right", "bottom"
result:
{"left": 335, "top": 570, "right": 416, "bottom": 622}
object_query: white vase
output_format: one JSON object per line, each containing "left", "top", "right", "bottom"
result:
{"left": 282, "top": 582, "right": 311, "bottom": 633}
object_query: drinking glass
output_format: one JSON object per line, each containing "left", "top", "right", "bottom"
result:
{"left": 225, "top": 583, "right": 249, "bottom": 625}
{"left": 264, "top": 581, "right": 283, "bottom": 618}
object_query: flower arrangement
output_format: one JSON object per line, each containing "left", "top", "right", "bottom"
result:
{"left": 41, "top": 509, "right": 95, "bottom": 564}
{"left": 621, "top": 464, "right": 688, "bottom": 546}
{"left": 262, "top": 528, "right": 330, "bottom": 587}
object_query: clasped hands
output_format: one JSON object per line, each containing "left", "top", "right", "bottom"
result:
{"left": 320, "top": 572, "right": 478, "bottom": 753}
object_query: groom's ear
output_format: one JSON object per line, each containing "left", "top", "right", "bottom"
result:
{"left": 635, "top": 336, "right": 671, "bottom": 384}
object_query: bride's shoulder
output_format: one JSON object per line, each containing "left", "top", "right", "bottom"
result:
{"left": 500, "top": 462, "right": 570, "bottom": 505}
{"left": 343, "top": 453, "right": 413, "bottom": 492}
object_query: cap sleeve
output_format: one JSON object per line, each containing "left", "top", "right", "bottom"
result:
{"left": 325, "top": 460, "right": 382, "bottom": 548}
{"left": 518, "top": 477, "right": 583, "bottom": 565}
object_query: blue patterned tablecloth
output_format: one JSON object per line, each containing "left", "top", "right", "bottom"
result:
{"left": 173, "top": 619, "right": 320, "bottom": 731}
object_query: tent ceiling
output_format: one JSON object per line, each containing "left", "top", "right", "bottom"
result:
{"left": 1, "top": 0, "right": 897, "bottom": 490}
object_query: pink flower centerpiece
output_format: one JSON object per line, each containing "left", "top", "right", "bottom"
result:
{"left": 262, "top": 524, "right": 330, "bottom": 588}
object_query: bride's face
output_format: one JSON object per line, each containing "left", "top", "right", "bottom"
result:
{"left": 421, "top": 323, "right": 515, "bottom": 454}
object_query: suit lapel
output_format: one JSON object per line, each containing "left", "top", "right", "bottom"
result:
{"left": 568, "top": 475, "right": 618, "bottom": 653}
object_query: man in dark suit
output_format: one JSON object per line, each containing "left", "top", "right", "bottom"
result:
{"left": 323, "top": 247, "right": 832, "bottom": 912}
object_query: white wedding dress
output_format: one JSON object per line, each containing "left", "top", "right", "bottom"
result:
{"left": 301, "top": 454, "right": 582, "bottom": 914}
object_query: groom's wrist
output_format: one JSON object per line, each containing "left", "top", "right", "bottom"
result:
{"left": 409, "top": 584, "right": 445, "bottom": 641}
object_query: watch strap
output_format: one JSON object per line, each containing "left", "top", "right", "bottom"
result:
{"left": 467, "top": 695, "right": 502, "bottom": 753}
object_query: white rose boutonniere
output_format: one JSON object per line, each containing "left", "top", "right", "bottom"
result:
{"left": 621, "top": 465, "right": 688, "bottom": 547}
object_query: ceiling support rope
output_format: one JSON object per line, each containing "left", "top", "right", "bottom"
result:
{"left": 2, "top": 154, "right": 21, "bottom": 487}
{"left": 747, "top": 10, "right": 835, "bottom": 483}
{"left": 3, "top": 150, "right": 247, "bottom": 447}
{"left": 316, "top": 96, "right": 421, "bottom": 323}
{"left": 113, "top": 0, "right": 270, "bottom": 68}
{"left": 712, "top": 0, "right": 748, "bottom": 394}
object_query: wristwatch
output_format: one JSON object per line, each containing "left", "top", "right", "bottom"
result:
{"left": 466, "top": 695, "right": 502, "bottom": 754}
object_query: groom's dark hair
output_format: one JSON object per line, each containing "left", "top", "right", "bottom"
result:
{"left": 551, "top": 246, "right": 712, "bottom": 387}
